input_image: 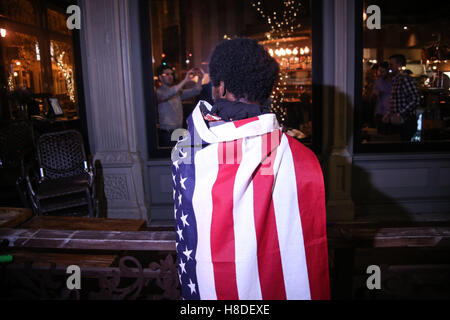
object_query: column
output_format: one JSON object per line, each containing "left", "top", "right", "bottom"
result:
{"left": 323, "top": 0, "right": 356, "bottom": 220}
{"left": 79, "top": 0, "right": 149, "bottom": 220}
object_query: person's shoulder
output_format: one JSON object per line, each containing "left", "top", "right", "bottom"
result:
{"left": 398, "top": 72, "right": 413, "bottom": 81}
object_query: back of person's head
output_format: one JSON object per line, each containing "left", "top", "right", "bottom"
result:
{"left": 209, "top": 38, "right": 279, "bottom": 105}
{"left": 389, "top": 54, "right": 406, "bottom": 66}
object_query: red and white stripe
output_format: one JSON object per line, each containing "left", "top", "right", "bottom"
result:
{"left": 190, "top": 101, "right": 330, "bottom": 300}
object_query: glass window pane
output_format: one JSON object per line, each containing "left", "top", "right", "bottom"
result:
{"left": 47, "top": 8, "right": 71, "bottom": 35}
{"left": 149, "top": 0, "right": 313, "bottom": 150}
{"left": 361, "top": 0, "right": 450, "bottom": 145}
{"left": 49, "top": 39, "right": 78, "bottom": 118}
{"left": 0, "top": 0, "right": 38, "bottom": 26}
{"left": 0, "top": 30, "right": 44, "bottom": 119}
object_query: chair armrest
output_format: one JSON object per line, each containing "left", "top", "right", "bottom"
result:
{"left": 20, "top": 162, "right": 39, "bottom": 211}
{"left": 84, "top": 155, "right": 95, "bottom": 187}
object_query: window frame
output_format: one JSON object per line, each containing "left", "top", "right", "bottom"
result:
{"left": 353, "top": 0, "right": 450, "bottom": 154}
{"left": 0, "top": 0, "right": 90, "bottom": 151}
{"left": 0, "top": 0, "right": 75, "bottom": 95}
{"left": 141, "top": 0, "right": 324, "bottom": 159}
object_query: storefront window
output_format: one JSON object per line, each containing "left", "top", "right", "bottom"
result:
{"left": 148, "top": 0, "right": 313, "bottom": 151}
{"left": 0, "top": 0, "right": 38, "bottom": 26}
{"left": 2, "top": 31, "right": 43, "bottom": 94}
{"left": 50, "top": 40, "right": 76, "bottom": 106}
{"left": 0, "top": 0, "right": 79, "bottom": 121}
{"left": 47, "top": 8, "right": 71, "bottom": 35}
{"left": 359, "top": 0, "right": 450, "bottom": 150}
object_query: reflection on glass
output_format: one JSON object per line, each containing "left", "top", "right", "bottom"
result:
{"left": 1, "top": 31, "right": 43, "bottom": 94}
{"left": 47, "top": 9, "right": 71, "bottom": 35}
{"left": 0, "top": 0, "right": 37, "bottom": 26}
{"left": 0, "top": 1, "right": 79, "bottom": 121}
{"left": 261, "top": 39, "right": 313, "bottom": 142}
{"left": 50, "top": 40, "right": 77, "bottom": 117}
{"left": 0, "top": 30, "right": 43, "bottom": 119}
{"left": 361, "top": 0, "right": 450, "bottom": 144}
{"left": 150, "top": 0, "right": 313, "bottom": 149}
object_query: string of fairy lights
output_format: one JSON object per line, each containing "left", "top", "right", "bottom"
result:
{"left": 251, "top": 0, "right": 302, "bottom": 123}
{"left": 53, "top": 51, "right": 76, "bottom": 103}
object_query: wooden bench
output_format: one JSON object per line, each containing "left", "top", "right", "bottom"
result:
{"left": 0, "top": 217, "right": 178, "bottom": 299}
{"left": 327, "top": 220, "right": 450, "bottom": 299}
{"left": 0, "top": 207, "right": 33, "bottom": 228}
{"left": 0, "top": 228, "right": 175, "bottom": 251}
{"left": 0, "top": 212, "right": 150, "bottom": 271}
{"left": 2, "top": 209, "right": 449, "bottom": 299}
{"left": 19, "top": 216, "right": 148, "bottom": 231}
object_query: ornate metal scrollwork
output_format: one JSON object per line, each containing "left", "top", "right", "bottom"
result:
{"left": 148, "top": 254, "right": 181, "bottom": 300}
{"left": 0, "top": 254, "right": 181, "bottom": 300}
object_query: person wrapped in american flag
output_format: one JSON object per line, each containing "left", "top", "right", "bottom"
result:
{"left": 171, "top": 38, "right": 330, "bottom": 300}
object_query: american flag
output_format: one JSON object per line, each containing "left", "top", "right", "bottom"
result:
{"left": 172, "top": 101, "right": 329, "bottom": 300}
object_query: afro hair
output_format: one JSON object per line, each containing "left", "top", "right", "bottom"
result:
{"left": 209, "top": 38, "right": 280, "bottom": 105}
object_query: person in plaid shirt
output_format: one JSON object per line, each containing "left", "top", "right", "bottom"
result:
{"left": 383, "top": 54, "right": 420, "bottom": 141}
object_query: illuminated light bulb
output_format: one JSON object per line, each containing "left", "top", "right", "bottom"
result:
{"left": 186, "top": 59, "right": 190, "bottom": 64}
{"left": 269, "top": 49, "right": 274, "bottom": 56}
{"left": 0, "top": 28, "right": 6, "bottom": 37}
{"left": 300, "top": 48, "right": 304, "bottom": 55}
{"left": 161, "top": 53, "right": 166, "bottom": 58}
{"left": 275, "top": 49, "right": 280, "bottom": 56}
{"left": 280, "top": 48, "right": 286, "bottom": 56}
{"left": 293, "top": 48, "right": 298, "bottom": 55}
{"left": 16, "top": 61, "right": 21, "bottom": 66}
{"left": 13, "top": 72, "right": 18, "bottom": 77}
{"left": 304, "top": 46, "right": 310, "bottom": 54}
{"left": 286, "top": 48, "right": 292, "bottom": 55}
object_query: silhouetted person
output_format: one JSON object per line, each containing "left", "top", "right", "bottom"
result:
{"left": 372, "top": 62, "right": 392, "bottom": 135}
{"left": 384, "top": 54, "right": 420, "bottom": 141}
